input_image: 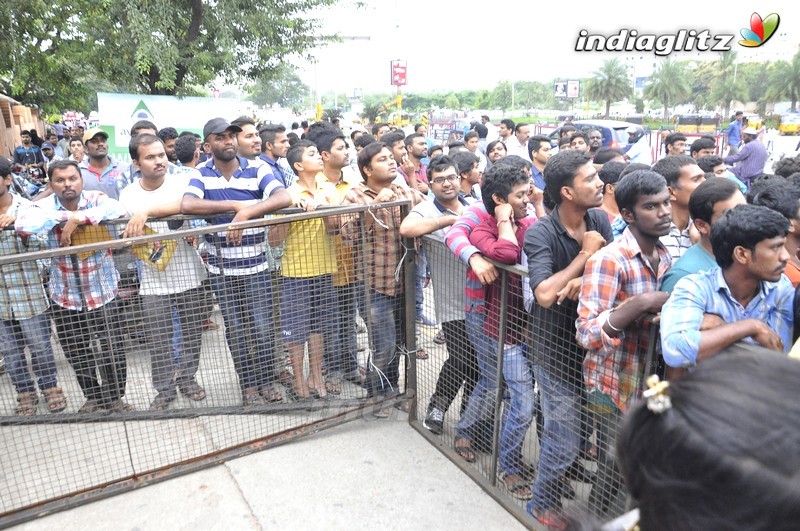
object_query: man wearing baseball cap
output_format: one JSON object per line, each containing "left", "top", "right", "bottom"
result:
{"left": 723, "top": 126, "right": 767, "bottom": 188}
{"left": 80, "top": 127, "right": 128, "bottom": 200}
{"left": 182, "top": 117, "right": 292, "bottom": 406}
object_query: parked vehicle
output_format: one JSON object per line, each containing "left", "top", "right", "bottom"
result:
{"left": 10, "top": 164, "right": 46, "bottom": 199}
{"left": 779, "top": 114, "right": 800, "bottom": 135}
{"left": 674, "top": 114, "right": 719, "bottom": 134}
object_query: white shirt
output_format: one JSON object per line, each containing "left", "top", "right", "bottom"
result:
{"left": 119, "top": 175, "right": 207, "bottom": 296}
{"left": 505, "top": 136, "right": 531, "bottom": 161}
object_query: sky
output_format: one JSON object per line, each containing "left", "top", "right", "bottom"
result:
{"left": 293, "top": 0, "right": 799, "bottom": 97}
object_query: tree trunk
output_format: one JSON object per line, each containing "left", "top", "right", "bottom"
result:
{"left": 663, "top": 102, "right": 669, "bottom": 122}
{"left": 605, "top": 100, "right": 611, "bottom": 119}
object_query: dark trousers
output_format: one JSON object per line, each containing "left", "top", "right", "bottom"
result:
{"left": 52, "top": 299, "right": 127, "bottom": 406}
{"left": 429, "top": 319, "right": 479, "bottom": 414}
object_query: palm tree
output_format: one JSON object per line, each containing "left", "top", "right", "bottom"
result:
{"left": 766, "top": 48, "right": 800, "bottom": 112}
{"left": 587, "top": 59, "right": 631, "bottom": 118}
{"left": 644, "top": 59, "right": 691, "bottom": 121}
{"left": 361, "top": 102, "right": 382, "bottom": 125}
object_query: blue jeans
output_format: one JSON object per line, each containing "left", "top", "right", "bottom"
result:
{"left": 210, "top": 270, "right": 276, "bottom": 390}
{"left": 531, "top": 364, "right": 582, "bottom": 511}
{"left": 0, "top": 312, "right": 58, "bottom": 393}
{"left": 357, "top": 288, "right": 402, "bottom": 397}
{"left": 456, "top": 309, "right": 534, "bottom": 475}
{"left": 326, "top": 283, "right": 359, "bottom": 378}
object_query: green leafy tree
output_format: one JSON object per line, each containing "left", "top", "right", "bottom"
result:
{"left": 587, "top": 59, "right": 631, "bottom": 119}
{"left": 765, "top": 48, "right": 800, "bottom": 112}
{"left": 444, "top": 93, "right": 460, "bottom": 109}
{"left": 247, "top": 65, "right": 311, "bottom": 108}
{"left": 709, "top": 51, "right": 745, "bottom": 112}
{"left": 634, "top": 96, "right": 645, "bottom": 114}
{"left": 644, "top": 59, "right": 691, "bottom": 120}
{"left": 491, "top": 81, "right": 512, "bottom": 112}
{"left": 474, "top": 90, "right": 491, "bottom": 109}
{"left": 361, "top": 102, "right": 382, "bottom": 125}
{"left": 323, "top": 108, "right": 342, "bottom": 121}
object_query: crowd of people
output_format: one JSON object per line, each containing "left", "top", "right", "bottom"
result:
{"left": 2, "top": 112, "right": 799, "bottom": 528}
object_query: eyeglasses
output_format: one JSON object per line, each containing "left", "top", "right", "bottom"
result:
{"left": 431, "top": 174, "right": 458, "bottom": 184}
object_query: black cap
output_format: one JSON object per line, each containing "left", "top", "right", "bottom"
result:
{"left": 203, "top": 118, "right": 242, "bottom": 140}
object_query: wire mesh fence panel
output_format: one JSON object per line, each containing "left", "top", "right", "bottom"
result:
{"left": 411, "top": 234, "right": 661, "bottom": 527}
{"left": 0, "top": 202, "right": 412, "bottom": 522}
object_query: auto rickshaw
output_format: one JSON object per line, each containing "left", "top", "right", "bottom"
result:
{"left": 779, "top": 113, "right": 800, "bottom": 135}
{"left": 743, "top": 113, "right": 762, "bottom": 131}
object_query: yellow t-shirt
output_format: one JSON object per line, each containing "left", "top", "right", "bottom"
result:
{"left": 324, "top": 174, "right": 356, "bottom": 286}
{"left": 281, "top": 175, "right": 338, "bottom": 278}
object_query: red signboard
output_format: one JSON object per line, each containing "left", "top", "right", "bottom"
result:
{"left": 391, "top": 60, "right": 407, "bottom": 86}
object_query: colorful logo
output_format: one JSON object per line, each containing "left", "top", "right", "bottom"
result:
{"left": 739, "top": 12, "right": 780, "bottom": 47}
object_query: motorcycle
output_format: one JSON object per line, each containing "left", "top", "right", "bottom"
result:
{"left": 11, "top": 164, "right": 46, "bottom": 199}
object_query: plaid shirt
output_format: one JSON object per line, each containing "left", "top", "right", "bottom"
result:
{"left": 15, "top": 190, "right": 127, "bottom": 311}
{"left": 0, "top": 195, "right": 49, "bottom": 320}
{"left": 576, "top": 228, "right": 672, "bottom": 412}
{"left": 340, "top": 183, "right": 424, "bottom": 297}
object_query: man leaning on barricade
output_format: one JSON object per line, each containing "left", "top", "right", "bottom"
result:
{"left": 0, "top": 157, "right": 66, "bottom": 416}
{"left": 119, "top": 134, "right": 212, "bottom": 411}
{"left": 181, "top": 118, "right": 292, "bottom": 407}
{"left": 15, "top": 159, "right": 132, "bottom": 414}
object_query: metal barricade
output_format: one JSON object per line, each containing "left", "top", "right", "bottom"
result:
{"left": 409, "top": 234, "right": 661, "bottom": 528}
{"left": 0, "top": 201, "right": 416, "bottom": 526}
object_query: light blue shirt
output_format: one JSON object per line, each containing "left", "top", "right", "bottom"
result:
{"left": 660, "top": 267, "right": 794, "bottom": 367}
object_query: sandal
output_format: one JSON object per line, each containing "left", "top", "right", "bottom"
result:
{"left": 501, "top": 472, "right": 533, "bottom": 501}
{"left": 259, "top": 385, "right": 283, "bottom": 403}
{"left": 526, "top": 504, "right": 567, "bottom": 529}
{"left": 454, "top": 438, "right": 476, "bottom": 463}
{"left": 42, "top": 386, "right": 67, "bottom": 413}
{"left": 416, "top": 348, "right": 429, "bottom": 360}
{"left": 308, "top": 387, "right": 329, "bottom": 400}
{"left": 15, "top": 392, "right": 39, "bottom": 416}
{"left": 179, "top": 380, "right": 207, "bottom": 401}
{"left": 343, "top": 367, "right": 367, "bottom": 387}
{"left": 325, "top": 377, "right": 342, "bottom": 395}
{"left": 243, "top": 387, "right": 262, "bottom": 407}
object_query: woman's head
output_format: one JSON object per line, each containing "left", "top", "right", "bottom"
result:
{"left": 618, "top": 348, "right": 800, "bottom": 530}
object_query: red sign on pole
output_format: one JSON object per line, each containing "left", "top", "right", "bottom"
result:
{"left": 390, "top": 60, "right": 407, "bottom": 86}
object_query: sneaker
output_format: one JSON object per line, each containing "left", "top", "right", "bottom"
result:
{"left": 149, "top": 392, "right": 177, "bottom": 411}
{"left": 415, "top": 314, "right": 436, "bottom": 327}
{"left": 423, "top": 406, "right": 445, "bottom": 435}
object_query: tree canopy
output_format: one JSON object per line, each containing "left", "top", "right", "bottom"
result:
{"left": 0, "top": 0, "right": 334, "bottom": 112}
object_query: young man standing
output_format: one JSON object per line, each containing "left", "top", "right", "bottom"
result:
{"left": 498, "top": 119, "right": 515, "bottom": 144}
{"left": 723, "top": 126, "right": 768, "bottom": 188}
{"left": 452, "top": 151, "right": 481, "bottom": 201}
{"left": 259, "top": 124, "right": 292, "bottom": 187}
{"left": 523, "top": 150, "right": 611, "bottom": 526}
{"left": 268, "top": 141, "right": 338, "bottom": 401}
{"left": 651, "top": 155, "right": 706, "bottom": 261}
{"left": 661, "top": 204, "right": 793, "bottom": 368}
{"left": 576, "top": 170, "right": 673, "bottom": 515}
{"left": 182, "top": 118, "right": 292, "bottom": 406}
{"left": 16, "top": 160, "right": 132, "bottom": 413}
{"left": 68, "top": 138, "right": 85, "bottom": 164}
{"left": 0, "top": 157, "right": 64, "bottom": 415}
{"left": 663, "top": 132, "right": 688, "bottom": 157}
{"left": 506, "top": 123, "right": 531, "bottom": 160}
{"left": 527, "top": 135, "right": 552, "bottom": 191}
{"left": 661, "top": 178, "right": 745, "bottom": 293}
{"left": 80, "top": 128, "right": 128, "bottom": 200}
{"left": 399, "top": 155, "right": 477, "bottom": 434}
{"left": 397, "top": 133, "right": 431, "bottom": 192}
{"left": 13, "top": 131, "right": 45, "bottom": 172}
{"left": 726, "top": 110, "right": 744, "bottom": 154}
{"left": 120, "top": 135, "right": 211, "bottom": 411}
{"left": 339, "top": 142, "right": 425, "bottom": 415}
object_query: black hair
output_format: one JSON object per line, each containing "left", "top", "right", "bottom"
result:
{"left": 689, "top": 177, "right": 741, "bottom": 223}
{"left": 598, "top": 161, "right": 627, "bottom": 188}
{"left": 486, "top": 140, "right": 506, "bottom": 156}
{"left": 307, "top": 121, "right": 341, "bottom": 142}
{"left": 350, "top": 130, "right": 363, "bottom": 141}
{"left": 174, "top": 135, "right": 198, "bottom": 164}
{"left": 690, "top": 136, "right": 717, "bottom": 157}
{"left": 404, "top": 133, "right": 424, "bottom": 147}
{"left": 527, "top": 135, "right": 551, "bottom": 159}
{"left": 514, "top": 122, "right": 528, "bottom": 133}
{"left": 696, "top": 155, "right": 725, "bottom": 173}
{"left": 354, "top": 133, "right": 376, "bottom": 150}
{"left": 230, "top": 115, "right": 255, "bottom": 128}
{"left": 560, "top": 124, "right": 577, "bottom": 137}
{"left": 428, "top": 145, "right": 444, "bottom": 158}
{"left": 711, "top": 204, "right": 789, "bottom": 268}
{"left": 570, "top": 131, "right": 588, "bottom": 144}
{"left": 464, "top": 130, "right": 479, "bottom": 143}
{"left": 0, "top": 156, "right": 11, "bottom": 178}
{"left": 156, "top": 127, "right": 178, "bottom": 142}
{"left": 500, "top": 118, "right": 515, "bottom": 131}
{"left": 178, "top": 130, "right": 196, "bottom": 138}
{"left": 492, "top": 154, "right": 531, "bottom": 172}
{"left": 558, "top": 136, "right": 572, "bottom": 148}
{"left": 620, "top": 163, "right": 651, "bottom": 178}
{"left": 287, "top": 132, "right": 300, "bottom": 146}
{"left": 651, "top": 155, "right": 698, "bottom": 187}
{"left": 259, "top": 123, "right": 287, "bottom": 148}
{"left": 381, "top": 132, "right": 405, "bottom": 150}
{"left": 131, "top": 120, "right": 157, "bottom": 135}
{"left": 20, "top": 130, "right": 30, "bottom": 137}
{"left": 481, "top": 115, "right": 490, "bottom": 121}
{"left": 68, "top": 137, "right": 83, "bottom": 146}
{"left": 593, "top": 147, "right": 625, "bottom": 165}
{"left": 447, "top": 142, "right": 466, "bottom": 151}
{"left": 46, "top": 159, "right": 81, "bottom": 181}
{"left": 300, "top": 120, "right": 309, "bottom": 129}
{"left": 427, "top": 155, "right": 456, "bottom": 178}
{"left": 413, "top": 123, "right": 425, "bottom": 133}
{"left": 314, "top": 131, "right": 346, "bottom": 155}
{"left": 614, "top": 170, "right": 668, "bottom": 213}
{"left": 543, "top": 150, "right": 592, "bottom": 205}
{"left": 473, "top": 124, "right": 488, "bottom": 139}
{"left": 129, "top": 133, "right": 164, "bottom": 161}
{"left": 357, "top": 141, "right": 389, "bottom": 181}
{"left": 664, "top": 132, "right": 687, "bottom": 147}
{"left": 371, "top": 122, "right": 390, "bottom": 135}
{"left": 747, "top": 179, "right": 800, "bottom": 221}
{"left": 619, "top": 349, "right": 800, "bottom": 531}
{"left": 773, "top": 156, "right": 800, "bottom": 178}
{"left": 481, "top": 162, "right": 530, "bottom": 217}
{"left": 451, "top": 151, "right": 480, "bottom": 176}
{"left": 286, "top": 139, "right": 316, "bottom": 173}
{"left": 291, "top": 122, "right": 299, "bottom": 129}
